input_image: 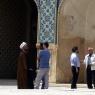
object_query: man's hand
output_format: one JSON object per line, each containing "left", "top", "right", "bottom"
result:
{"left": 76, "top": 68, "right": 78, "bottom": 73}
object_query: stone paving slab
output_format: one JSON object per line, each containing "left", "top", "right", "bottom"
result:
{"left": 0, "top": 86, "right": 95, "bottom": 95}
{"left": 0, "top": 89, "right": 95, "bottom": 95}
{"left": 0, "top": 80, "right": 95, "bottom": 95}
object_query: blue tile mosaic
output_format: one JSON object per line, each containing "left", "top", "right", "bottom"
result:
{"left": 34, "top": 0, "right": 57, "bottom": 43}
{"left": 39, "top": 0, "right": 57, "bottom": 43}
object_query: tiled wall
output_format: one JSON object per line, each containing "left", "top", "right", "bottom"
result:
{"left": 35, "top": 0, "right": 57, "bottom": 43}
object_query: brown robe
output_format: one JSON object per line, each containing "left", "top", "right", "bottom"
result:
{"left": 17, "top": 51, "right": 27, "bottom": 89}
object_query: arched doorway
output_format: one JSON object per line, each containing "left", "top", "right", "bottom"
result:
{"left": 57, "top": 0, "right": 89, "bottom": 83}
{"left": 57, "top": 0, "right": 95, "bottom": 83}
{"left": 0, "top": 0, "right": 38, "bottom": 79}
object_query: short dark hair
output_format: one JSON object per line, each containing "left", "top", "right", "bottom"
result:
{"left": 72, "top": 46, "right": 78, "bottom": 52}
{"left": 43, "top": 42, "right": 49, "bottom": 48}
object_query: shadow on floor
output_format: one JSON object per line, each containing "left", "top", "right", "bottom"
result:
{"left": 0, "top": 79, "right": 17, "bottom": 86}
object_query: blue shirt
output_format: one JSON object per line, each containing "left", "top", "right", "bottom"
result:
{"left": 70, "top": 53, "right": 80, "bottom": 67}
{"left": 38, "top": 49, "right": 50, "bottom": 68}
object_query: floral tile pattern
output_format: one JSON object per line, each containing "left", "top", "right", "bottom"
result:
{"left": 35, "top": 0, "right": 57, "bottom": 43}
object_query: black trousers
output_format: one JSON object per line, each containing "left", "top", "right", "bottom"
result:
{"left": 27, "top": 70, "right": 36, "bottom": 89}
{"left": 86, "top": 65, "right": 93, "bottom": 89}
{"left": 92, "top": 70, "right": 95, "bottom": 88}
{"left": 71, "top": 66, "right": 80, "bottom": 89}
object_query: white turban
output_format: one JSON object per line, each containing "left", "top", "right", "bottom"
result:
{"left": 20, "top": 42, "right": 27, "bottom": 49}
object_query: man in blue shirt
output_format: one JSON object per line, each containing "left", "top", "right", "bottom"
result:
{"left": 70, "top": 46, "right": 80, "bottom": 89}
{"left": 35, "top": 42, "right": 51, "bottom": 89}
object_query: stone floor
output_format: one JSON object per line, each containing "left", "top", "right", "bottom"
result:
{"left": 0, "top": 80, "right": 95, "bottom": 95}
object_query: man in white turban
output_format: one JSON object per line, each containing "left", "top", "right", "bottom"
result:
{"left": 20, "top": 42, "right": 27, "bottom": 49}
{"left": 17, "top": 42, "right": 28, "bottom": 89}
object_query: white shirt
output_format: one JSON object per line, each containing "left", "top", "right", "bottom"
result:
{"left": 84, "top": 54, "right": 95, "bottom": 70}
{"left": 70, "top": 53, "right": 80, "bottom": 67}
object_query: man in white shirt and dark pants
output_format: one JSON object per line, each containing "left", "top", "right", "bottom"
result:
{"left": 70, "top": 46, "right": 80, "bottom": 89}
{"left": 84, "top": 47, "right": 95, "bottom": 89}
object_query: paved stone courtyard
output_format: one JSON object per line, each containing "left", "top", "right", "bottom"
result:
{"left": 0, "top": 80, "right": 95, "bottom": 95}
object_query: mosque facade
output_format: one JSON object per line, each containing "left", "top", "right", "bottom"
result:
{"left": 0, "top": 0, "right": 95, "bottom": 83}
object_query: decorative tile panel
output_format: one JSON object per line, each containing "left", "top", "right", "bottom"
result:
{"left": 38, "top": 0, "right": 57, "bottom": 43}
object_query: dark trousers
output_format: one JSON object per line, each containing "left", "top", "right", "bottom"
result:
{"left": 27, "top": 70, "right": 36, "bottom": 89}
{"left": 86, "top": 65, "right": 93, "bottom": 89}
{"left": 71, "top": 66, "right": 80, "bottom": 89}
{"left": 92, "top": 70, "right": 95, "bottom": 88}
